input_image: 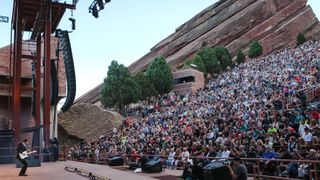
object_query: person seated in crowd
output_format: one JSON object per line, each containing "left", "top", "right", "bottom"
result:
{"left": 299, "top": 119, "right": 309, "bottom": 136}
{"left": 261, "top": 146, "right": 278, "bottom": 175}
{"left": 287, "top": 136, "right": 297, "bottom": 154}
{"left": 178, "top": 147, "right": 191, "bottom": 168}
{"left": 129, "top": 148, "right": 139, "bottom": 163}
{"left": 298, "top": 149, "right": 319, "bottom": 179}
{"left": 221, "top": 146, "right": 231, "bottom": 159}
{"left": 166, "top": 148, "right": 176, "bottom": 169}
{"left": 302, "top": 128, "right": 313, "bottom": 143}
{"left": 310, "top": 136, "right": 320, "bottom": 150}
{"left": 276, "top": 148, "right": 303, "bottom": 178}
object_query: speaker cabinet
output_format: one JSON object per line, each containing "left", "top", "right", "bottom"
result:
{"left": 203, "top": 162, "right": 232, "bottom": 180}
{"left": 145, "top": 159, "right": 162, "bottom": 173}
{"left": 108, "top": 156, "right": 124, "bottom": 166}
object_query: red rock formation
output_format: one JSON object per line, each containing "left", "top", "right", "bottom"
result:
{"left": 128, "top": 0, "right": 320, "bottom": 74}
{"left": 76, "top": 0, "right": 320, "bottom": 107}
{"left": 58, "top": 103, "right": 123, "bottom": 145}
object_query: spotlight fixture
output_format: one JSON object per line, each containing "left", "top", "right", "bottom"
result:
{"left": 69, "top": 18, "right": 76, "bottom": 30}
{"left": 88, "top": 0, "right": 111, "bottom": 18}
{"left": 92, "top": 6, "right": 99, "bottom": 18}
{"left": 97, "top": 0, "right": 104, "bottom": 10}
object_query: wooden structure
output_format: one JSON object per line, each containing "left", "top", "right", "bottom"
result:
{"left": 10, "top": 0, "right": 76, "bottom": 147}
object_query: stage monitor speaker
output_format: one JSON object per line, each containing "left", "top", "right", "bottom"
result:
{"left": 145, "top": 159, "right": 162, "bottom": 173}
{"left": 192, "top": 162, "right": 207, "bottom": 180}
{"left": 16, "top": 158, "right": 41, "bottom": 168}
{"left": 203, "top": 162, "right": 232, "bottom": 180}
{"left": 129, "top": 162, "right": 141, "bottom": 170}
{"left": 108, "top": 156, "right": 124, "bottom": 166}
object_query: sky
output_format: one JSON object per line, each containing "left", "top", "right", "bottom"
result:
{"left": 0, "top": 0, "right": 320, "bottom": 99}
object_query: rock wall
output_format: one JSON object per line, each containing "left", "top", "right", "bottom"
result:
{"left": 128, "top": 0, "right": 320, "bottom": 74}
{"left": 58, "top": 103, "right": 123, "bottom": 142}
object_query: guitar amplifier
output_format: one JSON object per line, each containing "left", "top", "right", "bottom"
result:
{"left": 16, "top": 158, "right": 41, "bottom": 168}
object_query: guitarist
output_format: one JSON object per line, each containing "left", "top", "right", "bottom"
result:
{"left": 16, "top": 139, "right": 29, "bottom": 176}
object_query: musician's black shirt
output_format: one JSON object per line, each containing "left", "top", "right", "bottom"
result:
{"left": 16, "top": 143, "right": 27, "bottom": 159}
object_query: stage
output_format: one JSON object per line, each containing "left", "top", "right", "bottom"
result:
{"left": 0, "top": 161, "right": 182, "bottom": 180}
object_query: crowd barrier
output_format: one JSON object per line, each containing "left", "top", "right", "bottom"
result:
{"left": 66, "top": 151, "right": 320, "bottom": 180}
{"left": 2, "top": 144, "right": 319, "bottom": 179}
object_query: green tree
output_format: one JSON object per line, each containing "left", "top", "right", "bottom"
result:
{"left": 213, "top": 46, "right": 232, "bottom": 71}
{"left": 101, "top": 60, "right": 141, "bottom": 112}
{"left": 184, "top": 55, "right": 206, "bottom": 74}
{"left": 197, "top": 47, "right": 221, "bottom": 74}
{"left": 297, "top": 33, "right": 307, "bottom": 46}
{"left": 146, "top": 56, "right": 174, "bottom": 95}
{"left": 236, "top": 49, "right": 245, "bottom": 64}
{"left": 133, "top": 72, "right": 158, "bottom": 100}
{"left": 248, "top": 40, "right": 263, "bottom": 58}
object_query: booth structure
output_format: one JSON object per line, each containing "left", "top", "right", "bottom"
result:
{"left": 172, "top": 68, "right": 205, "bottom": 94}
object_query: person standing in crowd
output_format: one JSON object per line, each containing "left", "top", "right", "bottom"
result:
{"left": 228, "top": 156, "right": 248, "bottom": 180}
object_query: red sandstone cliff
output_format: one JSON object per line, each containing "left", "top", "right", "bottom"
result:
{"left": 128, "top": 0, "right": 320, "bottom": 74}
{"left": 74, "top": 0, "right": 320, "bottom": 106}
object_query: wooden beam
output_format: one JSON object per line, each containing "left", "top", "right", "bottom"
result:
{"left": 31, "top": 12, "right": 43, "bottom": 40}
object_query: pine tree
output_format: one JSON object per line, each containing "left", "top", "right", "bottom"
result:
{"left": 146, "top": 56, "right": 174, "bottom": 95}
{"left": 101, "top": 60, "right": 141, "bottom": 112}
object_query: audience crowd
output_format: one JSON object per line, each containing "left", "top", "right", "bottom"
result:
{"left": 69, "top": 41, "right": 320, "bottom": 178}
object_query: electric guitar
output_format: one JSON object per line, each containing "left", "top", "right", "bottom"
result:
{"left": 19, "top": 150, "right": 37, "bottom": 159}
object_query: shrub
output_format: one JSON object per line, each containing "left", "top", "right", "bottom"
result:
{"left": 248, "top": 40, "right": 263, "bottom": 58}
{"left": 197, "top": 47, "right": 221, "bottom": 74}
{"left": 213, "top": 46, "right": 232, "bottom": 71}
{"left": 184, "top": 55, "right": 206, "bottom": 75}
{"left": 297, "top": 33, "right": 307, "bottom": 46}
{"left": 236, "top": 50, "right": 245, "bottom": 64}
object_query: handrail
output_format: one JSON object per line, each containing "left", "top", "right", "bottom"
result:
{"left": 67, "top": 152, "right": 320, "bottom": 164}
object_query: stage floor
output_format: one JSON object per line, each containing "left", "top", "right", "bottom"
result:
{"left": 0, "top": 161, "right": 182, "bottom": 180}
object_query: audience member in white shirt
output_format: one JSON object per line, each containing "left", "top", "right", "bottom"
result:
{"left": 221, "top": 146, "right": 230, "bottom": 158}
{"left": 302, "top": 128, "right": 312, "bottom": 143}
{"left": 299, "top": 120, "right": 309, "bottom": 136}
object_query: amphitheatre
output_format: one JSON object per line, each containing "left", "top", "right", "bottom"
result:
{"left": 0, "top": 0, "right": 320, "bottom": 180}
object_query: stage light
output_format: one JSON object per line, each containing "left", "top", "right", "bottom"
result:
{"left": 92, "top": 6, "right": 99, "bottom": 18}
{"left": 97, "top": 0, "right": 104, "bottom": 10}
{"left": 89, "top": 0, "right": 111, "bottom": 18}
{"left": 69, "top": 18, "right": 76, "bottom": 30}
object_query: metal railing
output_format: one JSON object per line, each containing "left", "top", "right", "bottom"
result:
{"left": 66, "top": 151, "right": 320, "bottom": 180}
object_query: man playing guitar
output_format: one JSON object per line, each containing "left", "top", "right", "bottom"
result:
{"left": 16, "top": 139, "right": 35, "bottom": 176}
